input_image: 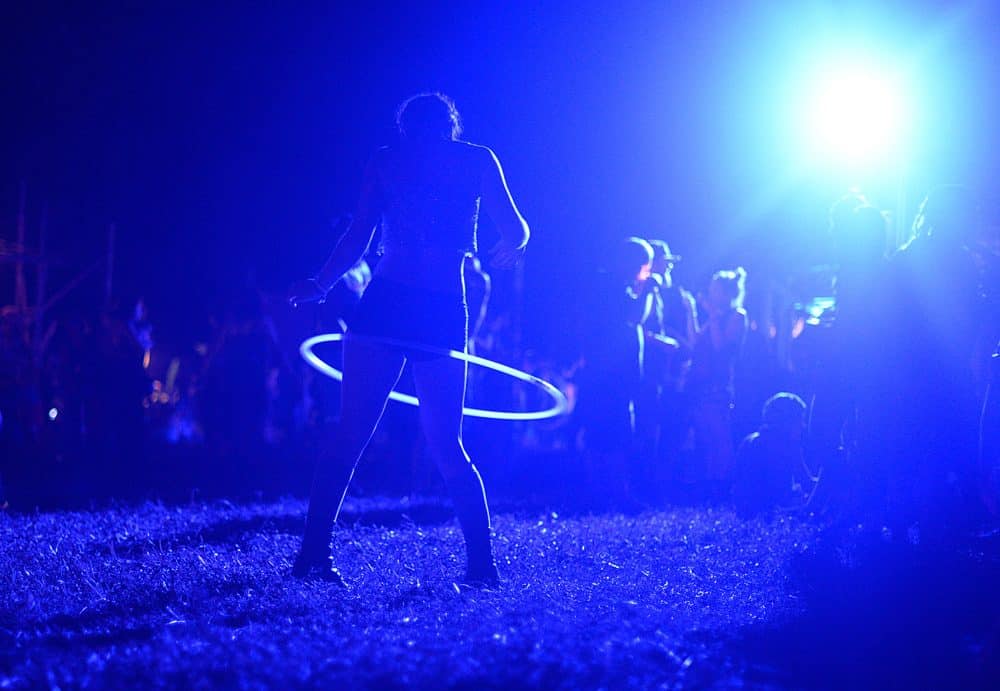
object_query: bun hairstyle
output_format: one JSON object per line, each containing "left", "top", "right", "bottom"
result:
{"left": 711, "top": 266, "right": 747, "bottom": 309}
{"left": 396, "top": 92, "right": 463, "bottom": 141}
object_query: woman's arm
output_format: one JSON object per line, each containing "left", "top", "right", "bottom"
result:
{"left": 480, "top": 147, "right": 529, "bottom": 269}
{"left": 315, "top": 156, "right": 383, "bottom": 289}
{"left": 289, "top": 156, "right": 382, "bottom": 305}
{"left": 682, "top": 290, "right": 698, "bottom": 350}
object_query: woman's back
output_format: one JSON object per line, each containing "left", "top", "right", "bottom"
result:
{"left": 375, "top": 140, "right": 488, "bottom": 293}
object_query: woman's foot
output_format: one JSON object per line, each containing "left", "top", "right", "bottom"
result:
{"left": 291, "top": 550, "right": 347, "bottom": 587}
{"left": 460, "top": 561, "right": 500, "bottom": 589}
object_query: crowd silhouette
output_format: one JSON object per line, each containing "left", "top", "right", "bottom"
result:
{"left": 566, "top": 185, "right": 998, "bottom": 541}
{"left": 1, "top": 185, "right": 999, "bottom": 544}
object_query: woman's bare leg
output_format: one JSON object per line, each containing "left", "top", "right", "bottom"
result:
{"left": 411, "top": 355, "right": 497, "bottom": 585}
{"left": 296, "top": 335, "right": 406, "bottom": 576}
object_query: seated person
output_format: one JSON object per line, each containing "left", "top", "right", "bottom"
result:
{"left": 733, "top": 392, "right": 818, "bottom": 516}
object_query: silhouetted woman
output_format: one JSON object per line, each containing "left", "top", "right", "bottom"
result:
{"left": 886, "top": 185, "right": 985, "bottom": 534}
{"left": 688, "top": 268, "right": 748, "bottom": 498}
{"left": 576, "top": 237, "right": 655, "bottom": 510}
{"left": 288, "top": 93, "right": 529, "bottom": 587}
{"left": 826, "top": 203, "right": 891, "bottom": 516}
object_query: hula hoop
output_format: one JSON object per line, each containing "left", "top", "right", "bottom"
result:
{"left": 300, "top": 332, "right": 568, "bottom": 421}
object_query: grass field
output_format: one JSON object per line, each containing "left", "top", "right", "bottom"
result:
{"left": 1, "top": 497, "right": 997, "bottom": 689}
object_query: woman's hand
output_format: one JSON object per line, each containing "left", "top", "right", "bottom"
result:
{"left": 287, "top": 278, "right": 328, "bottom": 308}
{"left": 488, "top": 239, "right": 526, "bottom": 270}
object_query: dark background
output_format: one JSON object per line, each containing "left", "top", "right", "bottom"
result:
{"left": 3, "top": 0, "right": 998, "bottom": 357}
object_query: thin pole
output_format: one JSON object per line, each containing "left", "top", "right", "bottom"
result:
{"left": 33, "top": 206, "right": 49, "bottom": 365}
{"left": 15, "top": 181, "right": 27, "bottom": 310}
{"left": 104, "top": 222, "right": 116, "bottom": 311}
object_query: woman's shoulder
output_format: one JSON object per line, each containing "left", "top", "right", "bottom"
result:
{"left": 451, "top": 140, "right": 498, "bottom": 164}
{"left": 453, "top": 139, "right": 491, "bottom": 153}
{"left": 368, "top": 146, "right": 396, "bottom": 173}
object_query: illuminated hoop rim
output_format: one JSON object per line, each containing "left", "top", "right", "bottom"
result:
{"left": 300, "top": 332, "right": 568, "bottom": 421}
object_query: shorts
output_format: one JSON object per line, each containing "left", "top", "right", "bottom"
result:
{"left": 347, "top": 278, "right": 468, "bottom": 360}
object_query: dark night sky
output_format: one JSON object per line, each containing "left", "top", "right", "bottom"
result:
{"left": 3, "top": 1, "right": 998, "bottom": 354}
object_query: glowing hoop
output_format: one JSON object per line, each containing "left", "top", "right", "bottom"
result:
{"left": 300, "top": 333, "right": 568, "bottom": 421}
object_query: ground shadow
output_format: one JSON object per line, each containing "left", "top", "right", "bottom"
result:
{"left": 732, "top": 531, "right": 1000, "bottom": 688}
{"left": 103, "top": 501, "right": 460, "bottom": 559}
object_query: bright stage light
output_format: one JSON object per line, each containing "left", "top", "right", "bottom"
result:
{"left": 795, "top": 60, "right": 909, "bottom": 169}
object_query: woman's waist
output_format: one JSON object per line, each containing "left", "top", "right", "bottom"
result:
{"left": 374, "top": 249, "right": 467, "bottom": 294}
{"left": 380, "top": 215, "right": 477, "bottom": 254}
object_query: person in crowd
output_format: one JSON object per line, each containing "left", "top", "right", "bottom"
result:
{"left": 981, "top": 342, "right": 1000, "bottom": 516}
{"left": 687, "top": 267, "right": 749, "bottom": 500}
{"left": 733, "top": 392, "right": 817, "bottom": 516}
{"left": 884, "top": 185, "right": 988, "bottom": 536}
{"left": 647, "top": 240, "right": 697, "bottom": 351}
{"left": 576, "top": 236, "right": 655, "bottom": 511}
{"left": 635, "top": 239, "right": 691, "bottom": 499}
{"left": 288, "top": 92, "right": 529, "bottom": 587}
{"left": 810, "top": 201, "right": 892, "bottom": 517}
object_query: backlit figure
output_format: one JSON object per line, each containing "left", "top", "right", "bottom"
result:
{"left": 288, "top": 93, "right": 529, "bottom": 587}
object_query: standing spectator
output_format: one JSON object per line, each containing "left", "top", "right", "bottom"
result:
{"left": 687, "top": 267, "right": 748, "bottom": 500}
{"left": 635, "top": 239, "right": 692, "bottom": 500}
{"left": 981, "top": 342, "right": 1000, "bottom": 516}
{"left": 886, "top": 186, "right": 987, "bottom": 536}
{"left": 811, "top": 202, "right": 892, "bottom": 517}
{"left": 576, "top": 237, "right": 654, "bottom": 510}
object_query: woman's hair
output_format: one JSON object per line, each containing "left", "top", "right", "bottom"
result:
{"left": 911, "top": 184, "right": 979, "bottom": 246}
{"left": 396, "top": 92, "right": 462, "bottom": 141}
{"left": 761, "top": 392, "right": 807, "bottom": 429}
{"left": 711, "top": 267, "right": 747, "bottom": 309}
{"left": 614, "top": 236, "right": 654, "bottom": 279}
